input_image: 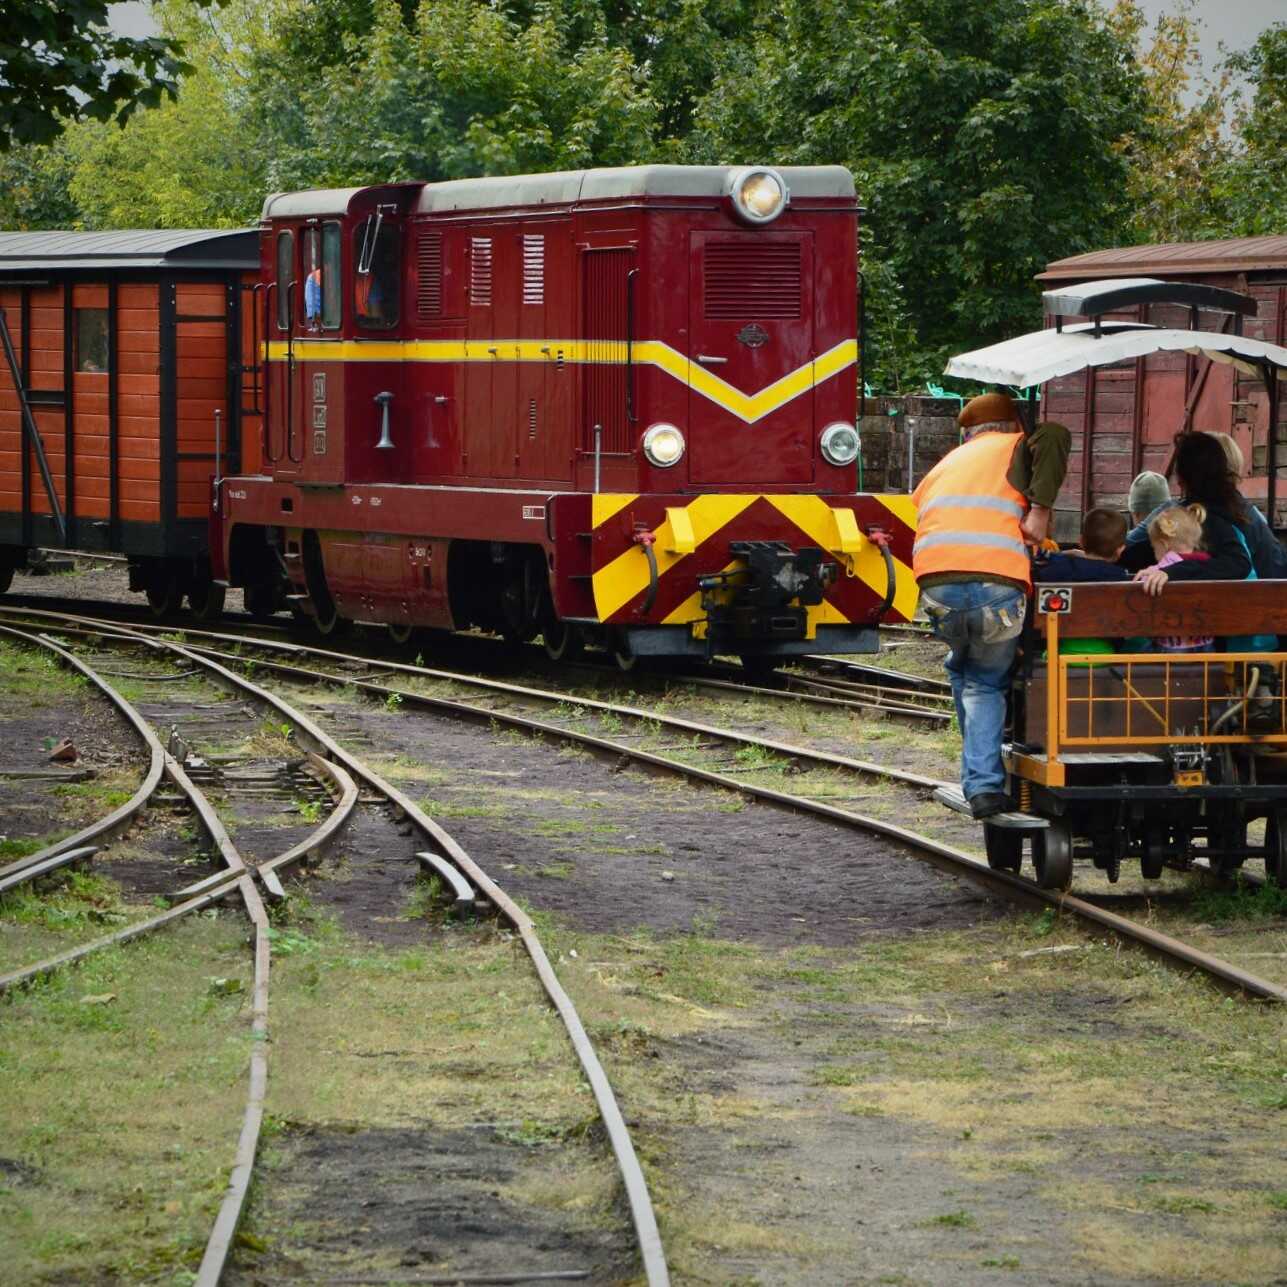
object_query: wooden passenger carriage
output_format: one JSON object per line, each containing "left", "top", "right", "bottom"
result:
{"left": 0, "top": 230, "right": 261, "bottom": 613}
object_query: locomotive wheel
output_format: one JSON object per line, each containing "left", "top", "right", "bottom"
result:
{"left": 1265, "top": 810, "right": 1287, "bottom": 886}
{"left": 312, "top": 601, "right": 350, "bottom": 638}
{"left": 146, "top": 575, "right": 183, "bottom": 618}
{"left": 187, "top": 579, "right": 226, "bottom": 622}
{"left": 243, "top": 581, "right": 282, "bottom": 621}
{"left": 983, "top": 823, "right": 1023, "bottom": 874}
{"left": 542, "top": 619, "right": 583, "bottom": 663}
{"left": 387, "top": 621, "right": 413, "bottom": 645}
{"left": 1032, "top": 821, "right": 1073, "bottom": 891}
{"left": 0, "top": 563, "right": 12, "bottom": 596}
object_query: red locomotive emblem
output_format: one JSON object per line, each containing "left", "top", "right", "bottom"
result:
{"left": 736, "top": 323, "right": 770, "bottom": 348}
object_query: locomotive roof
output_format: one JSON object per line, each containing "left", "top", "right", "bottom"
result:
{"left": 415, "top": 166, "right": 857, "bottom": 212}
{"left": 1041, "top": 235, "right": 1287, "bottom": 279}
{"left": 260, "top": 166, "right": 857, "bottom": 218}
{"left": 0, "top": 229, "right": 258, "bottom": 272}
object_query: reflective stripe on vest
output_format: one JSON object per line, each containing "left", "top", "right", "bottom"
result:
{"left": 912, "top": 431, "right": 1031, "bottom": 586}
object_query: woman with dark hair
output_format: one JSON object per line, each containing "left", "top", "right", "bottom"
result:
{"left": 1128, "top": 432, "right": 1251, "bottom": 595}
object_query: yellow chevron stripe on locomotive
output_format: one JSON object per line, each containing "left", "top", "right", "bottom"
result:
{"left": 589, "top": 492, "right": 918, "bottom": 632}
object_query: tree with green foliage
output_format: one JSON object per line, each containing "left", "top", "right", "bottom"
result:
{"left": 0, "top": 0, "right": 216, "bottom": 150}
{"left": 1218, "top": 22, "right": 1287, "bottom": 237}
{"left": 1110, "top": 1, "right": 1235, "bottom": 244}
{"left": 689, "top": 0, "right": 1145, "bottom": 389}
{"left": 249, "top": 0, "right": 658, "bottom": 192}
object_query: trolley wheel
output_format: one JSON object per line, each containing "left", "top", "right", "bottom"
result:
{"left": 984, "top": 823, "right": 1023, "bottom": 874}
{"left": 1032, "top": 821, "right": 1073, "bottom": 891}
{"left": 1140, "top": 832, "right": 1167, "bottom": 880}
{"left": 1210, "top": 812, "right": 1248, "bottom": 878}
{"left": 1265, "top": 810, "right": 1287, "bottom": 886}
{"left": 739, "top": 654, "right": 780, "bottom": 686}
{"left": 542, "top": 619, "right": 583, "bottom": 663}
{"left": 243, "top": 581, "right": 282, "bottom": 621}
{"left": 387, "top": 621, "right": 413, "bottom": 645}
{"left": 0, "top": 563, "right": 12, "bottom": 596}
{"left": 187, "top": 579, "right": 226, "bottom": 622}
{"left": 146, "top": 576, "right": 183, "bottom": 618}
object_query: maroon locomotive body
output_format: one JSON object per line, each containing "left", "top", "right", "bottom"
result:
{"left": 216, "top": 165, "right": 917, "bottom": 662}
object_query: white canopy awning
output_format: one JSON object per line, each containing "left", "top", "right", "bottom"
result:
{"left": 944, "top": 323, "right": 1287, "bottom": 387}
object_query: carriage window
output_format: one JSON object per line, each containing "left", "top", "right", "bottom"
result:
{"left": 354, "top": 217, "right": 400, "bottom": 329}
{"left": 75, "top": 309, "right": 109, "bottom": 373}
{"left": 275, "top": 230, "right": 294, "bottom": 331}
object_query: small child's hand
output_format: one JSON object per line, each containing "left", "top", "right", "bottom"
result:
{"left": 1134, "top": 567, "right": 1169, "bottom": 596}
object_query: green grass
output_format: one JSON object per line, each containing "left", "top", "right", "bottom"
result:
{"left": 1190, "top": 877, "right": 1287, "bottom": 922}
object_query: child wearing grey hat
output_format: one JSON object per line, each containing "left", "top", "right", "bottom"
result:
{"left": 1128, "top": 471, "right": 1172, "bottom": 525}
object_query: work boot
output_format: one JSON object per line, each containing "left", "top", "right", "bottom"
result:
{"left": 969, "top": 792, "right": 1015, "bottom": 820}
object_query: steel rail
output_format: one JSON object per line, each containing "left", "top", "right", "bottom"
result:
{"left": 0, "top": 608, "right": 947, "bottom": 792}
{"left": 89, "top": 625, "right": 671, "bottom": 1287}
{"left": 10, "top": 608, "right": 1285, "bottom": 1001}
{"left": 0, "top": 623, "right": 164, "bottom": 881}
{"left": 0, "top": 627, "right": 353, "bottom": 1284}
{"left": 168, "top": 638, "right": 1287, "bottom": 1005}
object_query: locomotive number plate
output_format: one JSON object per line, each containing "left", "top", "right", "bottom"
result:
{"left": 522, "top": 505, "right": 546, "bottom": 521}
{"left": 1038, "top": 587, "right": 1072, "bottom": 614}
{"left": 312, "top": 373, "right": 326, "bottom": 402}
{"left": 312, "top": 404, "right": 327, "bottom": 429}
{"left": 312, "top": 430, "right": 327, "bottom": 456}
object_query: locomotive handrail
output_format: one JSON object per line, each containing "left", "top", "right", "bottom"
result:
{"left": 262, "top": 281, "right": 277, "bottom": 464}
{"left": 1031, "top": 579, "right": 1287, "bottom": 640}
{"left": 626, "top": 267, "right": 638, "bottom": 422}
{"left": 285, "top": 281, "right": 303, "bottom": 464}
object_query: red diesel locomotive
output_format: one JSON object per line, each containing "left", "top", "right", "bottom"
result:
{"left": 0, "top": 166, "right": 917, "bottom": 664}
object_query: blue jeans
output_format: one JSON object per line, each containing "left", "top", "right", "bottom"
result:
{"left": 920, "top": 582, "right": 1025, "bottom": 799}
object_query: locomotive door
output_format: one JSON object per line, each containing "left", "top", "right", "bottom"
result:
{"left": 265, "top": 227, "right": 308, "bottom": 476}
{"left": 687, "top": 230, "right": 814, "bottom": 485}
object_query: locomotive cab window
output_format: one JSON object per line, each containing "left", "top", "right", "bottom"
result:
{"left": 275, "top": 230, "right": 294, "bottom": 331}
{"left": 354, "top": 216, "right": 400, "bottom": 329}
{"left": 303, "top": 223, "right": 342, "bottom": 330}
{"left": 75, "top": 309, "right": 109, "bottom": 373}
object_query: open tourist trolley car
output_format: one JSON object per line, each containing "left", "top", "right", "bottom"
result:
{"left": 938, "top": 279, "right": 1287, "bottom": 891}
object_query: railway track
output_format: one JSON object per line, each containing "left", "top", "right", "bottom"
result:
{"left": 5, "top": 602, "right": 1282, "bottom": 1006}
{"left": 0, "top": 615, "right": 669, "bottom": 1285}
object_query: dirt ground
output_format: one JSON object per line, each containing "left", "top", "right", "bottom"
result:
{"left": 3, "top": 575, "right": 1287, "bottom": 1286}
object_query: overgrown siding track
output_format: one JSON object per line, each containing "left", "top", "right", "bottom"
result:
{"left": 5, "top": 603, "right": 1282, "bottom": 1007}
{"left": 0, "top": 616, "right": 669, "bottom": 1286}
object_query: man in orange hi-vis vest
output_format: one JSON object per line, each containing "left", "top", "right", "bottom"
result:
{"left": 913, "top": 393, "right": 1070, "bottom": 818}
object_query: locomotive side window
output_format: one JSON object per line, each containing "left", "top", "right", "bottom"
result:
{"left": 322, "top": 222, "right": 342, "bottom": 328}
{"left": 354, "top": 216, "right": 400, "bottom": 329}
{"left": 302, "top": 223, "right": 342, "bottom": 331}
{"left": 275, "top": 230, "right": 294, "bottom": 331}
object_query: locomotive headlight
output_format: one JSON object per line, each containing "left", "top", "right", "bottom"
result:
{"left": 820, "top": 422, "right": 860, "bottom": 466}
{"left": 642, "top": 423, "right": 686, "bottom": 467}
{"left": 727, "top": 167, "right": 788, "bottom": 224}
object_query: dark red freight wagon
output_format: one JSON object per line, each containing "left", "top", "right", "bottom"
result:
{"left": 0, "top": 230, "right": 261, "bottom": 612}
{"left": 219, "top": 166, "right": 916, "bottom": 664}
{"left": 1037, "top": 236, "right": 1287, "bottom": 535}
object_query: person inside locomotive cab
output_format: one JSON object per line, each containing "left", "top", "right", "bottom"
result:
{"left": 354, "top": 219, "right": 399, "bottom": 328}
{"left": 1035, "top": 507, "right": 1130, "bottom": 584}
{"left": 913, "top": 392, "right": 1071, "bottom": 820}
{"left": 1128, "top": 432, "right": 1252, "bottom": 591}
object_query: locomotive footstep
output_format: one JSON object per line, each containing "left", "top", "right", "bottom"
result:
{"left": 933, "top": 785, "right": 1048, "bottom": 830}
